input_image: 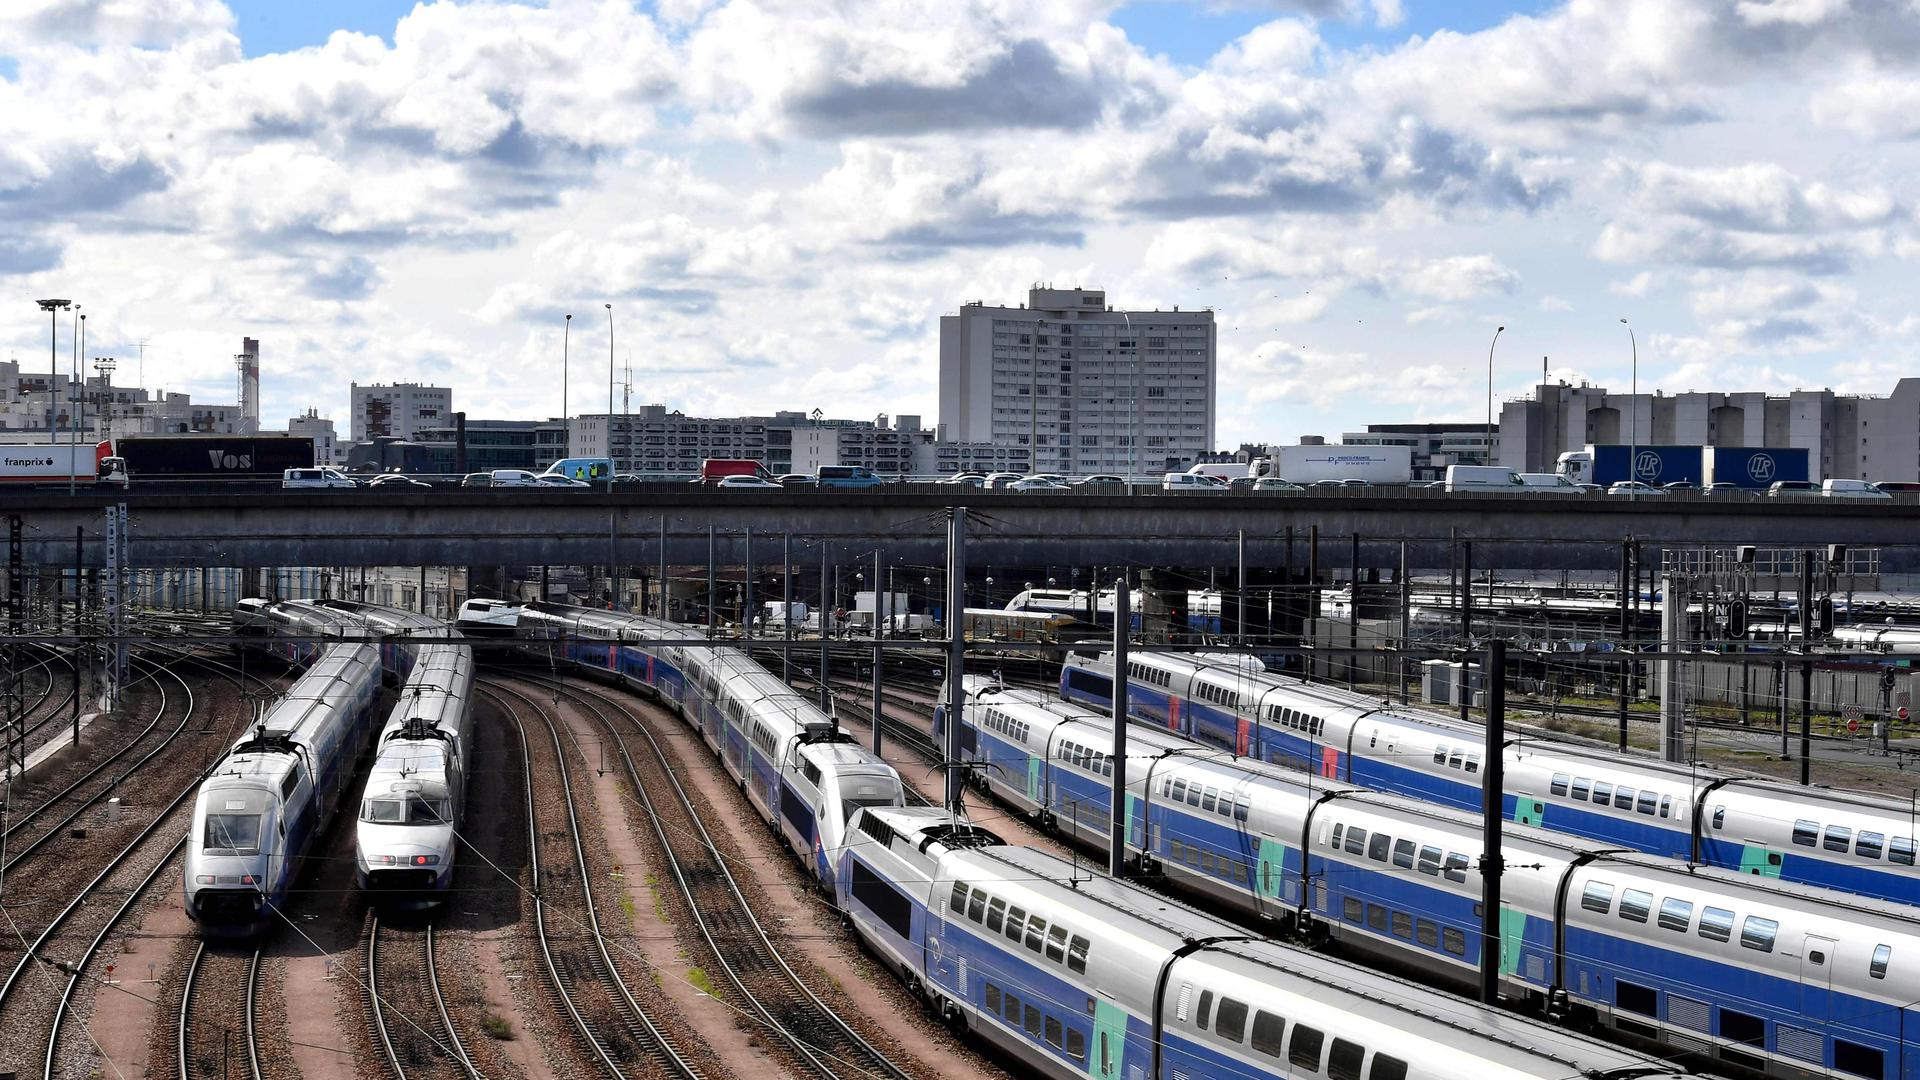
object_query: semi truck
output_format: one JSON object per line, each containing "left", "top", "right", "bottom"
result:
{"left": 1253, "top": 444, "right": 1413, "bottom": 485}
{"left": 1556, "top": 445, "right": 1703, "bottom": 487}
{"left": 1557, "top": 444, "right": 1810, "bottom": 489}
{"left": 114, "top": 435, "right": 314, "bottom": 484}
{"left": 0, "top": 441, "right": 122, "bottom": 485}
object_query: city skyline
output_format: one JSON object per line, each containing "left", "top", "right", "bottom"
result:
{"left": 3, "top": 1, "right": 1917, "bottom": 448}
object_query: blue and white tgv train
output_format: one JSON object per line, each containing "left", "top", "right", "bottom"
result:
{"left": 516, "top": 603, "right": 903, "bottom": 894}
{"left": 1061, "top": 649, "right": 1920, "bottom": 906}
{"left": 953, "top": 680, "right": 1920, "bottom": 1080}
{"left": 837, "top": 806, "right": 1699, "bottom": 1080}
{"left": 185, "top": 641, "right": 384, "bottom": 935}
{"left": 354, "top": 635, "right": 474, "bottom": 901}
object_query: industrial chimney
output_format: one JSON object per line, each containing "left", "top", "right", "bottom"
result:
{"left": 235, "top": 337, "right": 260, "bottom": 434}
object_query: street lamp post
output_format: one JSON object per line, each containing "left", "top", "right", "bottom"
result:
{"left": 605, "top": 304, "right": 615, "bottom": 490}
{"left": 1486, "top": 326, "right": 1504, "bottom": 466}
{"left": 68, "top": 309, "right": 84, "bottom": 494}
{"left": 1621, "top": 318, "right": 1637, "bottom": 501}
{"left": 37, "top": 299, "right": 70, "bottom": 438}
{"left": 562, "top": 312, "right": 571, "bottom": 461}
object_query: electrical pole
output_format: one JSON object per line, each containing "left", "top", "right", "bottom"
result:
{"left": 782, "top": 532, "right": 792, "bottom": 682}
{"left": 1478, "top": 639, "right": 1506, "bottom": 1005}
{"left": 872, "top": 547, "right": 884, "bottom": 758}
{"left": 1108, "top": 573, "right": 1131, "bottom": 879}
{"left": 1618, "top": 536, "right": 1630, "bottom": 750}
{"left": 1800, "top": 551, "right": 1814, "bottom": 785}
{"left": 943, "top": 510, "right": 968, "bottom": 812}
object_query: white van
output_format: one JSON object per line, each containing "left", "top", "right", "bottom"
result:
{"left": 1823, "top": 478, "right": 1892, "bottom": 499}
{"left": 1444, "top": 465, "right": 1524, "bottom": 493}
{"left": 281, "top": 467, "right": 356, "bottom": 489}
{"left": 1517, "top": 472, "right": 1582, "bottom": 492}
{"left": 489, "top": 469, "right": 542, "bottom": 487}
{"left": 1162, "top": 472, "right": 1227, "bottom": 492}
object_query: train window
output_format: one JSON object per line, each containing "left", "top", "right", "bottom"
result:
{"left": 1346, "top": 828, "right": 1368, "bottom": 855}
{"left": 1826, "top": 825, "right": 1854, "bottom": 852}
{"left": 1329, "top": 1038, "right": 1366, "bottom": 1080}
{"left": 1550, "top": 774, "right": 1570, "bottom": 796}
{"left": 1448, "top": 750, "right": 1464, "bottom": 770}
{"left": 1571, "top": 778, "right": 1591, "bottom": 801}
{"left": 1371, "top": 1055, "right": 1409, "bottom": 1080}
{"left": 1235, "top": 796, "right": 1251, "bottom": 823}
{"left": 1343, "top": 898, "right": 1365, "bottom": 922}
{"left": 1067, "top": 935, "right": 1090, "bottom": 974}
{"left": 1871, "top": 944, "right": 1892, "bottom": 979}
{"left": 986, "top": 898, "right": 1006, "bottom": 933}
{"left": 1637, "top": 791, "right": 1658, "bottom": 815}
{"left": 1251, "top": 1012, "right": 1287, "bottom": 1057}
{"left": 1464, "top": 754, "right": 1480, "bottom": 774}
{"left": 1581, "top": 881, "right": 1615, "bottom": 914}
{"left": 1698, "top": 907, "right": 1734, "bottom": 943}
{"left": 1418, "top": 846, "right": 1442, "bottom": 876}
{"left": 968, "top": 891, "right": 987, "bottom": 922}
{"left": 1201, "top": 852, "right": 1217, "bottom": 874}
{"left": 1392, "top": 911, "right": 1413, "bottom": 940}
{"left": 1332, "top": 825, "right": 1345, "bottom": 849}
{"left": 1066, "top": 1029, "right": 1086, "bottom": 1062}
{"left": 1044, "top": 1016, "right": 1062, "bottom": 1050}
{"left": 1858, "top": 832, "right": 1886, "bottom": 859}
{"left": 1025, "top": 1005, "right": 1042, "bottom": 1038}
{"left": 986, "top": 985, "right": 1001, "bottom": 1012}
{"left": 1392, "top": 840, "right": 1416, "bottom": 869}
{"left": 1619, "top": 890, "right": 1653, "bottom": 923}
{"left": 1195, "top": 989, "right": 1215, "bottom": 1030}
{"left": 1614, "top": 786, "right": 1635, "bottom": 810}
{"left": 1004, "top": 907, "right": 1026, "bottom": 942}
{"left": 950, "top": 883, "right": 969, "bottom": 914}
{"left": 1792, "top": 820, "right": 1819, "bottom": 846}
{"left": 1443, "top": 853, "right": 1469, "bottom": 883}
{"left": 1003, "top": 992, "right": 1021, "bottom": 1023}
{"left": 280, "top": 765, "right": 303, "bottom": 800}
{"left": 1834, "top": 1040, "right": 1884, "bottom": 1080}
{"left": 1047, "top": 925, "right": 1069, "bottom": 962}
{"left": 1433, "top": 745, "right": 1448, "bottom": 765}
{"left": 1416, "top": 919, "right": 1438, "bottom": 947}
{"left": 1289, "top": 1025, "right": 1325, "bottom": 1071}
{"left": 1660, "top": 795, "right": 1673, "bottom": 818}
{"left": 1592, "top": 782, "right": 1613, "bottom": 805}
{"left": 1658, "top": 898, "right": 1693, "bottom": 932}
{"left": 1442, "top": 928, "right": 1467, "bottom": 956}
{"left": 1171, "top": 779, "right": 1188, "bottom": 803}
{"left": 1739, "top": 915, "right": 1778, "bottom": 952}
{"left": 1368, "top": 833, "right": 1391, "bottom": 862}
{"left": 1025, "top": 917, "right": 1047, "bottom": 953}
{"left": 1202, "top": 788, "right": 1218, "bottom": 812}
{"left": 1215, "top": 997, "right": 1249, "bottom": 1042}
{"left": 1721, "top": 1009, "right": 1765, "bottom": 1048}
{"left": 1894, "top": 837, "right": 1917, "bottom": 865}
{"left": 1367, "top": 904, "right": 1388, "bottom": 931}
{"left": 1712, "top": 805, "right": 1726, "bottom": 829}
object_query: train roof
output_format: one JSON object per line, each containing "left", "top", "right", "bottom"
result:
{"left": 247, "top": 643, "right": 380, "bottom": 743}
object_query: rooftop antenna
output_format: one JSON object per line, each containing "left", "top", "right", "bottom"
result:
{"left": 134, "top": 339, "right": 149, "bottom": 390}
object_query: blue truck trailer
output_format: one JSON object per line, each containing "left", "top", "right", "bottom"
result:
{"left": 1584, "top": 444, "right": 1703, "bottom": 487}
{"left": 1702, "top": 446, "right": 1812, "bottom": 489}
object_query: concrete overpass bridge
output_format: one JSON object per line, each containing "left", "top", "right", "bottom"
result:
{"left": 2, "top": 487, "right": 1910, "bottom": 578}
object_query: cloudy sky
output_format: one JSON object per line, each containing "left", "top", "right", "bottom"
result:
{"left": 3, "top": 0, "right": 1918, "bottom": 446}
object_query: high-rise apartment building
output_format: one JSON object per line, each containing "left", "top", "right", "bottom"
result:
{"left": 939, "top": 286, "right": 1216, "bottom": 474}
{"left": 349, "top": 382, "right": 452, "bottom": 442}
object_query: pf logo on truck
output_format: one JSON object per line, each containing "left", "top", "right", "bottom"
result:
{"left": 1747, "top": 453, "right": 1776, "bottom": 483}
{"left": 1634, "top": 451, "right": 1663, "bottom": 481}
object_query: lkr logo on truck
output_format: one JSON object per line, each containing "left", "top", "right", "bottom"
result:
{"left": 1747, "top": 454, "right": 1776, "bottom": 483}
{"left": 1634, "top": 451, "right": 1663, "bottom": 480}
{"left": 207, "top": 450, "right": 254, "bottom": 469}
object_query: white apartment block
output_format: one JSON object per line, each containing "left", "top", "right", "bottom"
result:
{"left": 288, "top": 409, "right": 344, "bottom": 465}
{"left": 350, "top": 382, "right": 452, "bottom": 442}
{"left": 0, "top": 359, "right": 244, "bottom": 440}
{"left": 572, "top": 407, "right": 768, "bottom": 473}
{"left": 939, "top": 286, "right": 1216, "bottom": 475}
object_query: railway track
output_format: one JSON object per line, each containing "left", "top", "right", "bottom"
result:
{"left": 531, "top": 673, "right": 918, "bottom": 1080}
{"left": 176, "top": 943, "right": 263, "bottom": 1080}
{"left": 365, "top": 914, "right": 479, "bottom": 1080}
{"left": 480, "top": 680, "right": 705, "bottom": 1080}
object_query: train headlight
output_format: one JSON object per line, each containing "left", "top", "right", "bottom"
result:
{"left": 196, "top": 875, "right": 214, "bottom": 884}
{"left": 410, "top": 855, "right": 440, "bottom": 866}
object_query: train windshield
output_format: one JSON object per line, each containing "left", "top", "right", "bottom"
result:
{"left": 361, "top": 797, "right": 450, "bottom": 824}
{"left": 204, "top": 813, "right": 262, "bottom": 854}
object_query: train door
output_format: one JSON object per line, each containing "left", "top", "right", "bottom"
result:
{"left": 1738, "top": 841, "right": 1784, "bottom": 878}
{"left": 1026, "top": 756, "right": 1044, "bottom": 806}
{"left": 1091, "top": 998, "right": 1127, "bottom": 1080}
{"left": 1256, "top": 835, "right": 1294, "bottom": 911}
{"left": 1801, "top": 934, "right": 1837, "bottom": 1035}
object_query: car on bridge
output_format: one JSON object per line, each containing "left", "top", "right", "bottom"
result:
{"left": 282, "top": 467, "right": 357, "bottom": 490}
{"left": 1606, "top": 481, "right": 1665, "bottom": 496}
